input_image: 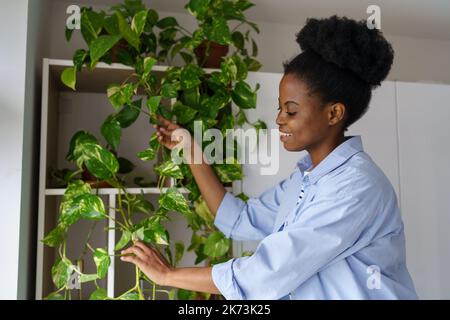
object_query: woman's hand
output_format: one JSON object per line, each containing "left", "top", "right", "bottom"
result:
{"left": 153, "top": 115, "right": 192, "bottom": 151}
{"left": 120, "top": 241, "right": 173, "bottom": 286}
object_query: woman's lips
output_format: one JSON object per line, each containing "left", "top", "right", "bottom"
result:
{"left": 279, "top": 131, "right": 293, "bottom": 142}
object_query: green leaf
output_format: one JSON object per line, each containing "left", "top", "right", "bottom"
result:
{"left": 232, "top": 81, "right": 257, "bottom": 109}
{"left": 204, "top": 19, "right": 231, "bottom": 45}
{"left": 177, "top": 288, "right": 197, "bottom": 300}
{"left": 161, "top": 82, "right": 178, "bottom": 98}
{"left": 89, "top": 34, "right": 122, "bottom": 66}
{"left": 154, "top": 160, "right": 184, "bottom": 179}
{"left": 251, "top": 38, "right": 258, "bottom": 57}
{"left": 104, "top": 14, "right": 120, "bottom": 35}
{"left": 115, "top": 99, "right": 141, "bottom": 128}
{"left": 213, "top": 160, "right": 243, "bottom": 183}
{"left": 115, "top": 230, "right": 131, "bottom": 251}
{"left": 118, "top": 157, "right": 135, "bottom": 174}
{"left": 89, "top": 287, "right": 108, "bottom": 300}
{"left": 44, "top": 292, "right": 65, "bottom": 300}
{"left": 81, "top": 143, "right": 119, "bottom": 180}
{"left": 204, "top": 231, "right": 230, "bottom": 258}
{"left": 180, "top": 64, "right": 204, "bottom": 90}
{"left": 172, "top": 102, "right": 197, "bottom": 125}
{"left": 133, "top": 194, "right": 155, "bottom": 213}
{"left": 143, "top": 222, "right": 169, "bottom": 245}
{"left": 159, "top": 187, "right": 193, "bottom": 217}
{"left": 73, "top": 49, "right": 88, "bottom": 71}
{"left": 52, "top": 258, "right": 73, "bottom": 288}
{"left": 65, "top": 26, "right": 74, "bottom": 42}
{"left": 147, "top": 9, "right": 159, "bottom": 26}
{"left": 168, "top": 288, "right": 177, "bottom": 300}
{"left": 244, "top": 57, "right": 262, "bottom": 72}
{"left": 77, "top": 193, "right": 106, "bottom": 220}
{"left": 231, "top": 31, "right": 244, "bottom": 50}
{"left": 156, "top": 17, "right": 178, "bottom": 29}
{"left": 117, "top": 11, "right": 140, "bottom": 50}
{"left": 79, "top": 273, "right": 98, "bottom": 283}
{"left": 146, "top": 96, "right": 161, "bottom": 114}
{"left": 232, "top": 55, "right": 248, "bottom": 81}
{"left": 66, "top": 131, "right": 98, "bottom": 161}
{"left": 137, "top": 148, "right": 156, "bottom": 161}
{"left": 194, "top": 198, "right": 214, "bottom": 226}
{"left": 61, "top": 67, "right": 76, "bottom": 91}
{"left": 93, "top": 248, "right": 110, "bottom": 279}
{"left": 131, "top": 10, "right": 148, "bottom": 36}
{"left": 186, "top": 0, "right": 211, "bottom": 19}
{"left": 41, "top": 225, "right": 66, "bottom": 247}
{"left": 80, "top": 10, "right": 103, "bottom": 45}
{"left": 142, "top": 56, "right": 157, "bottom": 80}
{"left": 236, "top": 192, "right": 249, "bottom": 202}
{"left": 101, "top": 115, "right": 122, "bottom": 150}
{"left": 235, "top": 0, "right": 255, "bottom": 11}
{"left": 107, "top": 84, "right": 134, "bottom": 110}
{"left": 175, "top": 242, "right": 184, "bottom": 265}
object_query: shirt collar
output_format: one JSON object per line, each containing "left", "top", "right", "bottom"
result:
{"left": 297, "top": 136, "right": 364, "bottom": 185}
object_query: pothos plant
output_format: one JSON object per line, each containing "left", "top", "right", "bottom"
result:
{"left": 43, "top": 0, "right": 264, "bottom": 300}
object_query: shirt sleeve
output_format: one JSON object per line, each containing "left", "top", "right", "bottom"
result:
{"left": 212, "top": 174, "right": 382, "bottom": 299}
{"left": 214, "top": 171, "right": 296, "bottom": 241}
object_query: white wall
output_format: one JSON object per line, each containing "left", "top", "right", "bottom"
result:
{"left": 0, "top": 0, "right": 29, "bottom": 300}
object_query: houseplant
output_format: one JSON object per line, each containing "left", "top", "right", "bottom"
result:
{"left": 43, "top": 0, "right": 263, "bottom": 300}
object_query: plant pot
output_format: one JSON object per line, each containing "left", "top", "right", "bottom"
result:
{"left": 81, "top": 167, "right": 112, "bottom": 188}
{"left": 194, "top": 41, "right": 229, "bottom": 68}
{"left": 110, "top": 39, "right": 129, "bottom": 63}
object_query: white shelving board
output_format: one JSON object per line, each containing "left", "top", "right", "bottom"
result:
{"left": 36, "top": 58, "right": 241, "bottom": 299}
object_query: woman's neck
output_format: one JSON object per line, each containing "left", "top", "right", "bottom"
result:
{"left": 308, "top": 133, "right": 345, "bottom": 169}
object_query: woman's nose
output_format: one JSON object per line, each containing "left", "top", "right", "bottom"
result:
{"left": 276, "top": 111, "right": 285, "bottom": 126}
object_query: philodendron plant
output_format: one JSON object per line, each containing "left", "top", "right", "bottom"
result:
{"left": 43, "top": 0, "right": 264, "bottom": 300}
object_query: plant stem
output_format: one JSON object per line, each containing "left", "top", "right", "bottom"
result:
{"left": 152, "top": 282, "right": 156, "bottom": 300}
{"left": 128, "top": 100, "right": 151, "bottom": 117}
{"left": 117, "top": 187, "right": 131, "bottom": 229}
{"left": 135, "top": 266, "right": 144, "bottom": 300}
{"left": 177, "top": 25, "right": 193, "bottom": 36}
{"left": 77, "top": 221, "right": 97, "bottom": 261}
{"left": 231, "top": 21, "right": 245, "bottom": 33}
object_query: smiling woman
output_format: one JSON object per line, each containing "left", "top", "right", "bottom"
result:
{"left": 124, "top": 15, "right": 418, "bottom": 300}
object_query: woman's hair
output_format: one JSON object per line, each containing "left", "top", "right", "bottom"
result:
{"left": 283, "top": 15, "right": 394, "bottom": 130}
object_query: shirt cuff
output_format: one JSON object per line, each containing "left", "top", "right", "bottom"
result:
{"left": 214, "top": 192, "right": 246, "bottom": 238}
{"left": 211, "top": 259, "right": 245, "bottom": 300}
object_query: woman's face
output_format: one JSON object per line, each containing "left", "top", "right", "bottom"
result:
{"left": 277, "top": 73, "right": 334, "bottom": 152}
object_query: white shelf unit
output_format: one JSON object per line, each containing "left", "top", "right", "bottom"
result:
{"left": 36, "top": 58, "right": 240, "bottom": 299}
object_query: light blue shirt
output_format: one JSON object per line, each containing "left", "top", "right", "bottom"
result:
{"left": 212, "top": 136, "right": 417, "bottom": 300}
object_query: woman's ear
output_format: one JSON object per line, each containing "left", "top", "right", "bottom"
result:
{"left": 327, "top": 102, "right": 346, "bottom": 126}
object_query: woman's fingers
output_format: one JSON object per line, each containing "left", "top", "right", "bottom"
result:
{"left": 134, "top": 241, "right": 153, "bottom": 255}
{"left": 157, "top": 115, "right": 178, "bottom": 130}
{"left": 121, "top": 246, "right": 146, "bottom": 260}
{"left": 120, "top": 253, "right": 143, "bottom": 267}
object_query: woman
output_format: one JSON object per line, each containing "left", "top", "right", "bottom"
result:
{"left": 121, "top": 16, "right": 417, "bottom": 299}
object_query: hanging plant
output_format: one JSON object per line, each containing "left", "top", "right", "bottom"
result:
{"left": 43, "top": 0, "right": 264, "bottom": 300}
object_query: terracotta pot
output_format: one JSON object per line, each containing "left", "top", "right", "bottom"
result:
{"left": 81, "top": 168, "right": 112, "bottom": 188}
{"left": 194, "top": 41, "right": 229, "bottom": 68}
{"left": 110, "top": 39, "right": 129, "bottom": 63}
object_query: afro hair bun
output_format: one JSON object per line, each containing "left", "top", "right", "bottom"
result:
{"left": 297, "top": 15, "right": 394, "bottom": 87}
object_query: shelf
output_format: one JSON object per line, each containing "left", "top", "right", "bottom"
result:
{"left": 44, "top": 186, "right": 232, "bottom": 196}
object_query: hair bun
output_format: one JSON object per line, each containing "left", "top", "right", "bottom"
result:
{"left": 297, "top": 15, "right": 394, "bottom": 87}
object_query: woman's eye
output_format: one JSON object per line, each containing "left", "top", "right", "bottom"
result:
{"left": 277, "top": 106, "right": 296, "bottom": 116}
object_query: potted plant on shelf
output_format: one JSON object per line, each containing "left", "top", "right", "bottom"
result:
{"left": 43, "top": 0, "right": 263, "bottom": 300}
